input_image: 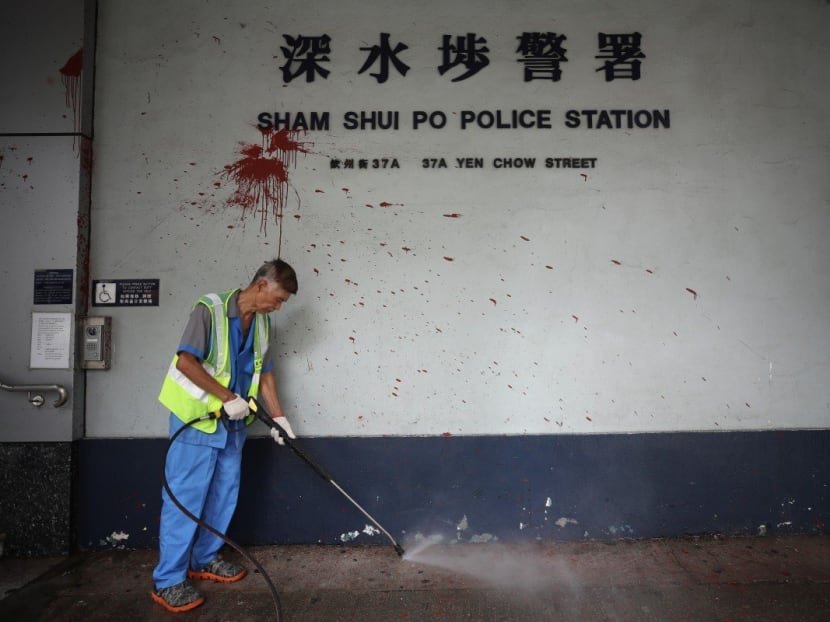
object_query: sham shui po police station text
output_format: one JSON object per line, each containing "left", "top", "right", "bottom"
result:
{"left": 256, "top": 108, "right": 671, "bottom": 132}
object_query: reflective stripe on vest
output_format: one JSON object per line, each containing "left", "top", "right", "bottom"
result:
{"left": 158, "top": 289, "right": 269, "bottom": 433}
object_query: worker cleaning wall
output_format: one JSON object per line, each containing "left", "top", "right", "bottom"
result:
{"left": 0, "top": 0, "right": 828, "bottom": 560}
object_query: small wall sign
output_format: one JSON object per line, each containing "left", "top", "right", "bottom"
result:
{"left": 33, "top": 269, "right": 73, "bottom": 305}
{"left": 92, "top": 279, "right": 159, "bottom": 307}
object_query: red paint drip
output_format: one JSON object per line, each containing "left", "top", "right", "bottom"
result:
{"left": 59, "top": 48, "right": 83, "bottom": 151}
{"left": 221, "top": 129, "right": 311, "bottom": 254}
{"left": 686, "top": 287, "right": 698, "bottom": 299}
{"left": 442, "top": 432, "right": 452, "bottom": 438}
{"left": 443, "top": 213, "right": 461, "bottom": 218}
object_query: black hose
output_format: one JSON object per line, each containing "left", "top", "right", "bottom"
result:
{"left": 161, "top": 412, "right": 283, "bottom": 621}
{"left": 247, "top": 397, "right": 405, "bottom": 557}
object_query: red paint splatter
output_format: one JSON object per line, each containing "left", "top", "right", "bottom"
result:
{"left": 686, "top": 287, "right": 698, "bottom": 299}
{"left": 611, "top": 259, "right": 622, "bottom": 265}
{"left": 586, "top": 416, "right": 592, "bottom": 422}
{"left": 646, "top": 268, "right": 654, "bottom": 274}
{"left": 401, "top": 246, "right": 412, "bottom": 253}
{"left": 520, "top": 235, "right": 530, "bottom": 241}
{"left": 380, "top": 201, "right": 404, "bottom": 207}
{"left": 572, "top": 315, "right": 579, "bottom": 322}
{"left": 313, "top": 268, "right": 320, "bottom": 275}
{"left": 580, "top": 173, "right": 588, "bottom": 181}
{"left": 489, "top": 298, "right": 497, "bottom": 305}
{"left": 443, "top": 256, "right": 454, "bottom": 262}
{"left": 220, "top": 128, "right": 311, "bottom": 254}
{"left": 443, "top": 213, "right": 461, "bottom": 218}
{"left": 545, "top": 265, "right": 554, "bottom": 270}
{"left": 59, "top": 49, "right": 83, "bottom": 150}
{"left": 315, "top": 189, "right": 325, "bottom": 193}
{"left": 442, "top": 432, "right": 452, "bottom": 437}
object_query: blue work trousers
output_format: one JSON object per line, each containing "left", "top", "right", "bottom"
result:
{"left": 152, "top": 437, "right": 243, "bottom": 589}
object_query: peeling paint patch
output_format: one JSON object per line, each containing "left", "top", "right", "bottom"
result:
{"left": 554, "top": 517, "right": 579, "bottom": 528}
{"left": 362, "top": 524, "right": 380, "bottom": 536}
{"left": 340, "top": 530, "right": 359, "bottom": 542}
{"left": 456, "top": 514, "right": 469, "bottom": 532}
{"left": 102, "top": 531, "right": 130, "bottom": 547}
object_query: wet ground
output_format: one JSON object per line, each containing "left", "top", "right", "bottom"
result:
{"left": 1, "top": 534, "right": 828, "bottom": 621}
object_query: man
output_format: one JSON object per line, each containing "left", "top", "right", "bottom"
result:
{"left": 151, "top": 259, "right": 298, "bottom": 613}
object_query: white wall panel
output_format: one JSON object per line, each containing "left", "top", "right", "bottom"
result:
{"left": 88, "top": 0, "right": 830, "bottom": 437}
{"left": 0, "top": 137, "right": 80, "bottom": 441}
{"left": 0, "top": 0, "right": 84, "bottom": 133}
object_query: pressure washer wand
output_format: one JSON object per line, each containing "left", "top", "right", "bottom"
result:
{"left": 248, "top": 397, "right": 405, "bottom": 557}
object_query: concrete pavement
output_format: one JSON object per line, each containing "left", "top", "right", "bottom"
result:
{"left": 1, "top": 535, "right": 828, "bottom": 621}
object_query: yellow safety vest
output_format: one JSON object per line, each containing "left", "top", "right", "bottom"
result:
{"left": 158, "top": 289, "right": 269, "bottom": 433}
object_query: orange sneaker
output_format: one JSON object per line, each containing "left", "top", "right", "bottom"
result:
{"left": 188, "top": 556, "right": 247, "bottom": 583}
{"left": 151, "top": 581, "right": 205, "bottom": 613}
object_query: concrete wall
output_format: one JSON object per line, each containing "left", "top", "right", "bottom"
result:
{"left": 1, "top": 0, "right": 828, "bottom": 554}
{"left": 88, "top": 0, "right": 829, "bottom": 439}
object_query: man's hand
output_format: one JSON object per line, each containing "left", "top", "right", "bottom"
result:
{"left": 270, "top": 417, "right": 296, "bottom": 445}
{"left": 223, "top": 394, "right": 250, "bottom": 420}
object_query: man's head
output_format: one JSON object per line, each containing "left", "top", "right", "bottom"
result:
{"left": 250, "top": 259, "right": 298, "bottom": 294}
{"left": 248, "top": 259, "right": 298, "bottom": 313}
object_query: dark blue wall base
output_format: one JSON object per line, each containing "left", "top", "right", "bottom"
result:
{"left": 76, "top": 431, "right": 829, "bottom": 552}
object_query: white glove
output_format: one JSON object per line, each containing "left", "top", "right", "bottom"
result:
{"left": 270, "top": 417, "right": 296, "bottom": 445}
{"left": 223, "top": 394, "right": 250, "bottom": 420}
